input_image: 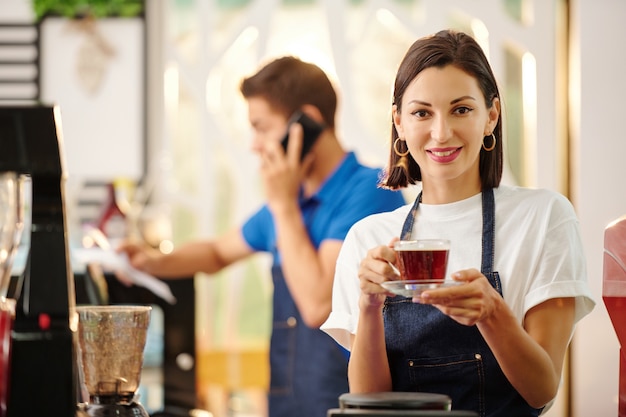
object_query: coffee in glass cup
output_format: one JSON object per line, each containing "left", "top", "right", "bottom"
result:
{"left": 393, "top": 239, "right": 450, "bottom": 282}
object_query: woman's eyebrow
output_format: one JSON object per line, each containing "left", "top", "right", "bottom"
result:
{"left": 407, "top": 99, "right": 432, "bottom": 106}
{"left": 407, "top": 96, "right": 477, "bottom": 107}
{"left": 450, "top": 95, "right": 477, "bottom": 104}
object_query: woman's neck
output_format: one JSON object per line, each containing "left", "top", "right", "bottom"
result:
{"left": 421, "top": 177, "right": 482, "bottom": 205}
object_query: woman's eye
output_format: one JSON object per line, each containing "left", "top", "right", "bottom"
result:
{"left": 454, "top": 106, "right": 473, "bottom": 115}
{"left": 413, "top": 110, "right": 429, "bottom": 118}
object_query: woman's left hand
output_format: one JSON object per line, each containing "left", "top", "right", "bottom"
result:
{"left": 417, "top": 268, "right": 503, "bottom": 326}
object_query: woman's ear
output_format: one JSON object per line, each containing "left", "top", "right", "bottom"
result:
{"left": 486, "top": 97, "right": 500, "bottom": 133}
{"left": 392, "top": 104, "right": 403, "bottom": 138}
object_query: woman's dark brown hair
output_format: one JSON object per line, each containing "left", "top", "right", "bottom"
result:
{"left": 381, "top": 29, "right": 503, "bottom": 190}
{"left": 240, "top": 56, "right": 337, "bottom": 128}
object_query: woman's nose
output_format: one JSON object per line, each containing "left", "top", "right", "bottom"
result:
{"left": 431, "top": 116, "right": 452, "bottom": 142}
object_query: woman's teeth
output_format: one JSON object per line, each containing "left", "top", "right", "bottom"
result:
{"left": 431, "top": 149, "right": 455, "bottom": 157}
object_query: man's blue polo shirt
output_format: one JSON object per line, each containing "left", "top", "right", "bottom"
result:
{"left": 242, "top": 151, "right": 405, "bottom": 261}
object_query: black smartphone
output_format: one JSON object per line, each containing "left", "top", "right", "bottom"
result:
{"left": 280, "top": 111, "right": 326, "bottom": 161}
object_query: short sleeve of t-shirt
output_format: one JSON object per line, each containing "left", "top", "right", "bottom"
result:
{"left": 241, "top": 206, "right": 273, "bottom": 252}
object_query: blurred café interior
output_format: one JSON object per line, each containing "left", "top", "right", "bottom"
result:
{"left": 0, "top": 0, "right": 625, "bottom": 416}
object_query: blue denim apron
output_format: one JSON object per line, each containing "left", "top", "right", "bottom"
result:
{"left": 383, "top": 189, "right": 541, "bottom": 417}
{"left": 268, "top": 264, "right": 349, "bottom": 417}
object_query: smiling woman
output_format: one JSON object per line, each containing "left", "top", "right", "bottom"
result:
{"left": 320, "top": 29, "right": 595, "bottom": 417}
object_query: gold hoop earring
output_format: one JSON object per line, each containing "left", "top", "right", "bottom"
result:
{"left": 393, "top": 137, "right": 410, "bottom": 157}
{"left": 482, "top": 133, "right": 496, "bottom": 152}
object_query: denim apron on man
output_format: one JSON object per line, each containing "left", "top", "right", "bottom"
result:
{"left": 268, "top": 264, "right": 349, "bottom": 417}
{"left": 383, "top": 189, "right": 541, "bottom": 417}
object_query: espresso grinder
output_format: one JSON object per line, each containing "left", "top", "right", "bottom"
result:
{"left": 0, "top": 104, "right": 80, "bottom": 417}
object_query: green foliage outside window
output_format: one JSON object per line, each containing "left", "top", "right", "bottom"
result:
{"left": 32, "top": 0, "right": 144, "bottom": 21}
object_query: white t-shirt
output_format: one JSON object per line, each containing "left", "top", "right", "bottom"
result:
{"left": 321, "top": 185, "right": 596, "bottom": 350}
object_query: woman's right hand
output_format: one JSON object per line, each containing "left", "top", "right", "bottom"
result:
{"left": 357, "top": 238, "right": 401, "bottom": 309}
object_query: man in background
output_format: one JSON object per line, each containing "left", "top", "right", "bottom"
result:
{"left": 118, "top": 56, "right": 405, "bottom": 417}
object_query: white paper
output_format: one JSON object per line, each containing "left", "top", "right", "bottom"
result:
{"left": 72, "top": 247, "right": 177, "bottom": 305}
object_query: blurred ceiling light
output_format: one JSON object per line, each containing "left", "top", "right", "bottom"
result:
{"left": 235, "top": 26, "right": 259, "bottom": 50}
{"left": 376, "top": 8, "right": 400, "bottom": 30}
{"left": 521, "top": 0, "right": 534, "bottom": 26}
{"left": 522, "top": 51, "right": 537, "bottom": 184}
{"left": 471, "top": 18, "right": 490, "bottom": 59}
{"left": 164, "top": 62, "right": 180, "bottom": 114}
{"left": 206, "top": 26, "right": 258, "bottom": 112}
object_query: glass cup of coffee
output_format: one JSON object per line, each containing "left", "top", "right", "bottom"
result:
{"left": 393, "top": 239, "right": 450, "bottom": 282}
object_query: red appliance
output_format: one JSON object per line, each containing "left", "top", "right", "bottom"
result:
{"left": 603, "top": 214, "right": 626, "bottom": 417}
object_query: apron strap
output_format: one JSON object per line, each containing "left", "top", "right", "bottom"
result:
{"left": 400, "top": 191, "right": 421, "bottom": 241}
{"left": 481, "top": 188, "right": 495, "bottom": 275}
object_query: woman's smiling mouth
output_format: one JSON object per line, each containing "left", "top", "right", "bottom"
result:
{"left": 427, "top": 147, "right": 461, "bottom": 162}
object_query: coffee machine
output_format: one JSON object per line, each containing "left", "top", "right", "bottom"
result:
{"left": 0, "top": 104, "right": 78, "bottom": 416}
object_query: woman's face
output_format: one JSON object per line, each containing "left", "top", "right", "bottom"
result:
{"left": 394, "top": 65, "right": 499, "bottom": 191}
